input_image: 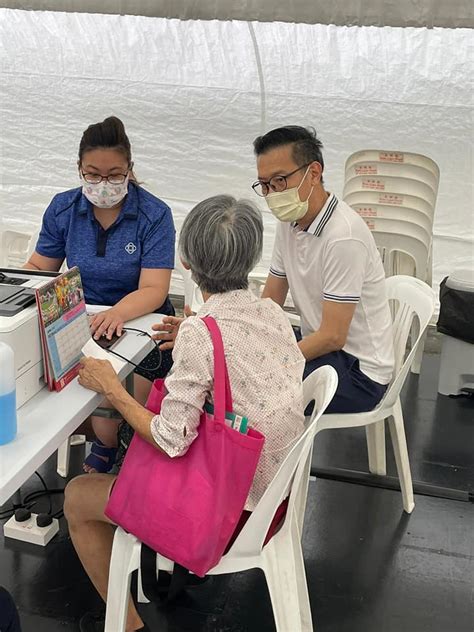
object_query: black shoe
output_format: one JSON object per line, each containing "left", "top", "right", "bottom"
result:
{"left": 79, "top": 611, "right": 150, "bottom": 632}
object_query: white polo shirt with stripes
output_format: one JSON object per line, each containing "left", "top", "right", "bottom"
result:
{"left": 269, "top": 193, "right": 394, "bottom": 385}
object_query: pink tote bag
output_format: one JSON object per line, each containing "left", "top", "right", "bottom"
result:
{"left": 105, "top": 316, "right": 265, "bottom": 576}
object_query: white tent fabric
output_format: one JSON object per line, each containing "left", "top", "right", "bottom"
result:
{"left": 0, "top": 9, "right": 473, "bottom": 291}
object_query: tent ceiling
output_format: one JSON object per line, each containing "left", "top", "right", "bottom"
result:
{"left": 1, "top": 0, "right": 473, "bottom": 28}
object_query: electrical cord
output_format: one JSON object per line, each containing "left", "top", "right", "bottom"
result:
{"left": 107, "top": 326, "right": 162, "bottom": 372}
{"left": 22, "top": 489, "right": 64, "bottom": 506}
{"left": 0, "top": 477, "right": 65, "bottom": 521}
{"left": 34, "top": 470, "right": 52, "bottom": 514}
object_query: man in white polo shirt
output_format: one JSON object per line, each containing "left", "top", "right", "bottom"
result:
{"left": 252, "top": 126, "right": 394, "bottom": 413}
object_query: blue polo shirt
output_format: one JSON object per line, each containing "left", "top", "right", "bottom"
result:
{"left": 36, "top": 182, "right": 175, "bottom": 313}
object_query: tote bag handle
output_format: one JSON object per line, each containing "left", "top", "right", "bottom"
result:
{"left": 202, "top": 316, "right": 233, "bottom": 423}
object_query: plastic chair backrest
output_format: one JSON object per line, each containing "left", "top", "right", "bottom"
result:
{"left": 26, "top": 226, "right": 41, "bottom": 260}
{"left": 1, "top": 229, "right": 34, "bottom": 267}
{"left": 345, "top": 161, "right": 439, "bottom": 194}
{"left": 226, "top": 365, "right": 338, "bottom": 557}
{"left": 345, "top": 150, "right": 440, "bottom": 180}
{"left": 352, "top": 204, "right": 433, "bottom": 238}
{"left": 361, "top": 217, "right": 432, "bottom": 250}
{"left": 372, "top": 232, "right": 430, "bottom": 281}
{"left": 344, "top": 190, "right": 434, "bottom": 219}
{"left": 174, "top": 256, "right": 197, "bottom": 307}
{"left": 248, "top": 271, "right": 267, "bottom": 297}
{"left": 343, "top": 175, "right": 436, "bottom": 207}
{"left": 382, "top": 276, "right": 436, "bottom": 408}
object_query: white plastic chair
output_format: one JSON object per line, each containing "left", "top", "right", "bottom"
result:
{"left": 345, "top": 149, "right": 440, "bottom": 180}
{"left": 352, "top": 204, "right": 433, "bottom": 241}
{"left": 344, "top": 189, "right": 435, "bottom": 220}
{"left": 248, "top": 270, "right": 268, "bottom": 297}
{"left": 0, "top": 228, "right": 38, "bottom": 267}
{"left": 361, "top": 217, "right": 431, "bottom": 255}
{"left": 314, "top": 276, "right": 436, "bottom": 513}
{"left": 104, "top": 365, "right": 339, "bottom": 632}
{"left": 345, "top": 161, "right": 439, "bottom": 195}
{"left": 173, "top": 256, "right": 204, "bottom": 312}
{"left": 343, "top": 175, "right": 436, "bottom": 208}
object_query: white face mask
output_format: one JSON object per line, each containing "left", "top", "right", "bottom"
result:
{"left": 81, "top": 175, "right": 129, "bottom": 209}
{"left": 265, "top": 166, "right": 313, "bottom": 222}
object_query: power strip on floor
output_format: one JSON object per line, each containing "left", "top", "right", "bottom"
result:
{"left": 3, "top": 513, "right": 59, "bottom": 546}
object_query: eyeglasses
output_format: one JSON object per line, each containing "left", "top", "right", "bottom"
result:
{"left": 81, "top": 171, "right": 129, "bottom": 185}
{"left": 251, "top": 163, "right": 311, "bottom": 197}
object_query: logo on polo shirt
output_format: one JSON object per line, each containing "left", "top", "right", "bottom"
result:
{"left": 125, "top": 242, "right": 137, "bottom": 254}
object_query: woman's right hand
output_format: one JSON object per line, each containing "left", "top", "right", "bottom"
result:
{"left": 152, "top": 304, "right": 194, "bottom": 350}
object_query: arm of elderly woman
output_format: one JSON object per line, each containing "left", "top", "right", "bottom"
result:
{"left": 78, "top": 357, "right": 159, "bottom": 447}
{"left": 78, "top": 317, "right": 213, "bottom": 456}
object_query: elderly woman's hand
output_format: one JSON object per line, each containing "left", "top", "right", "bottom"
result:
{"left": 152, "top": 304, "right": 194, "bottom": 350}
{"left": 78, "top": 356, "right": 121, "bottom": 395}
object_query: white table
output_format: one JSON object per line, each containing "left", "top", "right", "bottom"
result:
{"left": 0, "top": 313, "right": 162, "bottom": 506}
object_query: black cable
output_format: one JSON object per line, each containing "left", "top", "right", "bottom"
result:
{"left": 107, "top": 327, "right": 162, "bottom": 372}
{"left": 0, "top": 508, "right": 14, "bottom": 519}
{"left": 34, "top": 470, "right": 52, "bottom": 514}
{"left": 22, "top": 489, "right": 64, "bottom": 505}
{"left": 0, "top": 476, "right": 64, "bottom": 521}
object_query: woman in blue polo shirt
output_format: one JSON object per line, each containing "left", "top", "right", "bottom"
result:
{"left": 25, "top": 116, "right": 175, "bottom": 473}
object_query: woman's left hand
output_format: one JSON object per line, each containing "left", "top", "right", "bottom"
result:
{"left": 90, "top": 307, "right": 125, "bottom": 340}
{"left": 78, "top": 356, "right": 120, "bottom": 395}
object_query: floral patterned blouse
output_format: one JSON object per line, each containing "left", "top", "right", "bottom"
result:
{"left": 150, "top": 289, "right": 306, "bottom": 510}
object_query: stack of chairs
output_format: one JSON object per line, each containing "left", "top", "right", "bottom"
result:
{"left": 343, "top": 149, "right": 440, "bottom": 373}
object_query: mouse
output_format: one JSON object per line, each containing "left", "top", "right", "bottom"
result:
{"left": 94, "top": 331, "right": 123, "bottom": 350}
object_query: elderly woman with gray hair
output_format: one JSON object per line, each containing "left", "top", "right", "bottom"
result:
{"left": 65, "top": 195, "right": 305, "bottom": 632}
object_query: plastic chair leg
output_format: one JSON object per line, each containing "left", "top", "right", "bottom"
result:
{"left": 262, "top": 526, "right": 313, "bottom": 632}
{"left": 388, "top": 398, "right": 415, "bottom": 514}
{"left": 56, "top": 436, "right": 71, "bottom": 478}
{"left": 136, "top": 563, "right": 150, "bottom": 604}
{"left": 366, "top": 420, "right": 386, "bottom": 476}
{"left": 411, "top": 328, "right": 427, "bottom": 374}
{"left": 105, "top": 528, "right": 141, "bottom": 632}
{"left": 70, "top": 434, "right": 86, "bottom": 446}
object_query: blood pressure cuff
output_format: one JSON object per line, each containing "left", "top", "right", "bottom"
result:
{"left": 436, "top": 277, "right": 474, "bottom": 344}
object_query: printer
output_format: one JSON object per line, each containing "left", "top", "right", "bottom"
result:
{"left": 0, "top": 268, "right": 59, "bottom": 408}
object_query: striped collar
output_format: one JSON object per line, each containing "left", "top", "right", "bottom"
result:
{"left": 292, "top": 193, "right": 338, "bottom": 236}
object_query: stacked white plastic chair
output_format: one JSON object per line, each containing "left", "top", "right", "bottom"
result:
{"left": 343, "top": 150, "right": 440, "bottom": 373}
{"left": 104, "top": 365, "right": 338, "bottom": 632}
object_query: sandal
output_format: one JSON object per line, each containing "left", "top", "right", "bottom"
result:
{"left": 83, "top": 439, "right": 117, "bottom": 474}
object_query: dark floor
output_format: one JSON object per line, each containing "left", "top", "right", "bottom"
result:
{"left": 1, "top": 353, "right": 473, "bottom": 632}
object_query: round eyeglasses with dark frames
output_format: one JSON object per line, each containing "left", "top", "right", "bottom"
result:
{"left": 251, "top": 163, "right": 312, "bottom": 197}
{"left": 81, "top": 171, "right": 129, "bottom": 185}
